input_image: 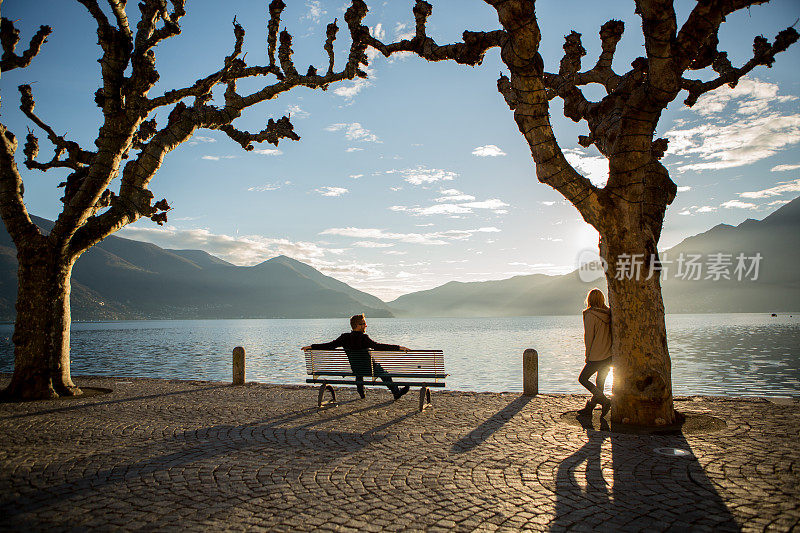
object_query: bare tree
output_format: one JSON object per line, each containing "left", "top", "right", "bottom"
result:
{"left": 0, "top": 0, "right": 374, "bottom": 400}
{"left": 364, "top": 0, "right": 798, "bottom": 425}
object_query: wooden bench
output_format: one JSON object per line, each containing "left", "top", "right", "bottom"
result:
{"left": 304, "top": 349, "right": 447, "bottom": 411}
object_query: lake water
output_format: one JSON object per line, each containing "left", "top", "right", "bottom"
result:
{"left": 1, "top": 314, "right": 799, "bottom": 397}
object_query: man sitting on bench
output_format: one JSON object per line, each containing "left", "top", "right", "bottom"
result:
{"left": 302, "top": 314, "right": 411, "bottom": 400}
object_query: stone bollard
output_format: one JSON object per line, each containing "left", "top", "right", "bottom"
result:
{"left": 523, "top": 348, "right": 538, "bottom": 396}
{"left": 232, "top": 346, "right": 245, "bottom": 385}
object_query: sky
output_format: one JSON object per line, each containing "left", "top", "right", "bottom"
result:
{"left": 2, "top": 0, "right": 799, "bottom": 301}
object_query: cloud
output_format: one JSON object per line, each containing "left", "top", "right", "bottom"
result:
{"left": 391, "top": 197, "right": 509, "bottom": 217}
{"left": 392, "top": 204, "right": 471, "bottom": 216}
{"left": 666, "top": 78, "right": 800, "bottom": 172}
{"left": 738, "top": 178, "right": 800, "bottom": 199}
{"left": 188, "top": 135, "right": 216, "bottom": 145}
{"left": 352, "top": 241, "right": 395, "bottom": 248}
{"left": 253, "top": 148, "right": 283, "bottom": 156}
{"left": 315, "top": 186, "right": 348, "bottom": 197}
{"left": 346, "top": 147, "right": 364, "bottom": 152}
{"left": 398, "top": 166, "right": 458, "bottom": 185}
{"left": 563, "top": 148, "right": 609, "bottom": 186}
{"left": 370, "top": 23, "right": 385, "bottom": 40}
{"left": 392, "top": 186, "right": 510, "bottom": 217}
{"left": 333, "top": 78, "right": 372, "bottom": 99}
{"left": 248, "top": 180, "right": 291, "bottom": 192}
{"left": 679, "top": 204, "right": 719, "bottom": 215}
{"left": 462, "top": 199, "right": 508, "bottom": 210}
{"left": 320, "top": 226, "right": 499, "bottom": 246}
{"left": 434, "top": 194, "right": 475, "bottom": 203}
{"left": 771, "top": 164, "right": 800, "bottom": 172}
{"left": 691, "top": 77, "right": 797, "bottom": 117}
{"left": 117, "top": 226, "right": 329, "bottom": 266}
{"left": 287, "top": 104, "right": 310, "bottom": 119}
{"left": 201, "top": 155, "right": 236, "bottom": 161}
{"left": 472, "top": 145, "right": 506, "bottom": 157}
{"left": 677, "top": 186, "right": 691, "bottom": 192}
{"left": 666, "top": 115, "right": 800, "bottom": 171}
{"left": 326, "top": 122, "right": 380, "bottom": 143}
{"left": 322, "top": 227, "right": 449, "bottom": 245}
{"left": 302, "top": 1, "right": 325, "bottom": 24}
{"left": 435, "top": 189, "right": 475, "bottom": 203}
{"left": 394, "top": 22, "right": 415, "bottom": 40}
{"left": 721, "top": 200, "right": 758, "bottom": 209}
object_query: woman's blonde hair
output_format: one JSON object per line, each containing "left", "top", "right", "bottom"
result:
{"left": 586, "top": 288, "right": 608, "bottom": 309}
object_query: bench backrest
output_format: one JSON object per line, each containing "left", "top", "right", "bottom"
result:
{"left": 305, "top": 349, "right": 446, "bottom": 382}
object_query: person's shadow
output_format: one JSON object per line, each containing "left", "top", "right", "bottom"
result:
{"left": 551, "top": 414, "right": 740, "bottom": 531}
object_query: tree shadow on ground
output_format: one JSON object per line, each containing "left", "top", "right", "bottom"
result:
{"left": 450, "top": 395, "right": 532, "bottom": 453}
{"left": 0, "top": 384, "right": 230, "bottom": 420}
{"left": 0, "top": 418, "right": 380, "bottom": 525}
{"left": 550, "top": 413, "right": 740, "bottom": 531}
{"left": 0, "top": 390, "right": 429, "bottom": 529}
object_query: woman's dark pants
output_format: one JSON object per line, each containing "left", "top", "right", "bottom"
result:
{"left": 579, "top": 356, "right": 612, "bottom": 401}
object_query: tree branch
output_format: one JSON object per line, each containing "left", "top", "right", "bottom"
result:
{"left": 267, "top": 0, "right": 284, "bottom": 69}
{"left": 489, "top": 1, "right": 603, "bottom": 227}
{"left": 0, "top": 17, "right": 52, "bottom": 72}
{"left": 106, "top": 0, "right": 132, "bottom": 41}
{"left": 366, "top": 1, "right": 505, "bottom": 66}
{"left": 682, "top": 26, "right": 799, "bottom": 107}
{"left": 573, "top": 20, "right": 625, "bottom": 92}
{"left": 67, "top": 103, "right": 199, "bottom": 256}
{"left": 17, "top": 85, "right": 94, "bottom": 172}
{"left": 636, "top": 0, "right": 680, "bottom": 102}
{"left": 674, "top": 0, "right": 770, "bottom": 73}
{"left": 125, "top": 1, "right": 187, "bottom": 100}
{"left": 219, "top": 117, "right": 299, "bottom": 151}
{"left": 0, "top": 125, "right": 40, "bottom": 248}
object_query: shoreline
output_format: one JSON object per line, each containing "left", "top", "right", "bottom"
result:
{"left": 2, "top": 372, "right": 799, "bottom": 401}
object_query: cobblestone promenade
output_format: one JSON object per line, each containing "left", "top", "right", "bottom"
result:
{"left": 1, "top": 376, "right": 798, "bottom": 531}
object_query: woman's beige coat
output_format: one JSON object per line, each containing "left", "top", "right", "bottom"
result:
{"left": 583, "top": 307, "right": 612, "bottom": 362}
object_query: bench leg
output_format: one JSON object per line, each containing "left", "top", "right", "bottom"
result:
{"left": 318, "top": 382, "right": 336, "bottom": 407}
{"left": 418, "top": 385, "right": 432, "bottom": 412}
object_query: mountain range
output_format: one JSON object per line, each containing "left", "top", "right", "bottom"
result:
{"left": 0, "top": 196, "right": 797, "bottom": 320}
{"left": 0, "top": 216, "right": 393, "bottom": 321}
{"left": 390, "top": 196, "right": 800, "bottom": 316}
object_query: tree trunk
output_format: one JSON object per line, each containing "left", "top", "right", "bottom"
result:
{"left": 600, "top": 209, "right": 675, "bottom": 426}
{"left": 3, "top": 247, "right": 81, "bottom": 400}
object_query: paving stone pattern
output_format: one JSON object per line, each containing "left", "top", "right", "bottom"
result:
{"left": 0, "top": 376, "right": 798, "bottom": 532}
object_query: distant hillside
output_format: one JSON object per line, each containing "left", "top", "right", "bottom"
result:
{"left": 2, "top": 197, "right": 797, "bottom": 321}
{"left": 0, "top": 217, "right": 393, "bottom": 321}
{"left": 389, "top": 197, "right": 800, "bottom": 316}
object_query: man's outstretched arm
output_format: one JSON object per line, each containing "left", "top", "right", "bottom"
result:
{"left": 302, "top": 335, "right": 345, "bottom": 351}
{"left": 367, "top": 337, "right": 409, "bottom": 352}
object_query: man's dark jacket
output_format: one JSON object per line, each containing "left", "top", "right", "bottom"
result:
{"left": 310, "top": 331, "right": 401, "bottom": 378}
{"left": 310, "top": 331, "right": 401, "bottom": 351}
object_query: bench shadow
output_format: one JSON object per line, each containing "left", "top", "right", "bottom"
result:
{"left": 551, "top": 418, "right": 740, "bottom": 531}
{"left": 451, "top": 395, "right": 532, "bottom": 453}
